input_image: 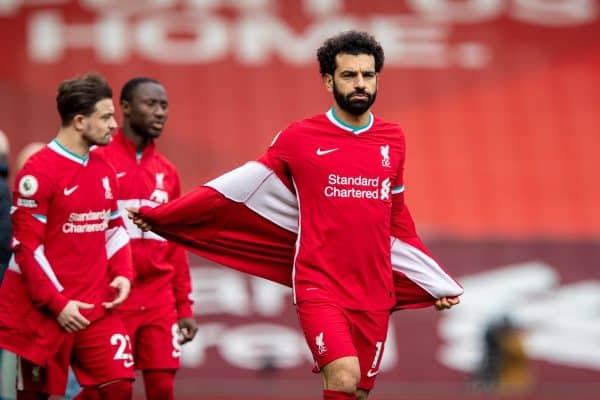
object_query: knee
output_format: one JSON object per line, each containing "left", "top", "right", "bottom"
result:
{"left": 325, "top": 366, "right": 360, "bottom": 393}
{"left": 356, "top": 389, "right": 370, "bottom": 400}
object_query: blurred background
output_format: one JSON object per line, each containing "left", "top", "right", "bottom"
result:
{"left": 1, "top": 0, "right": 599, "bottom": 399}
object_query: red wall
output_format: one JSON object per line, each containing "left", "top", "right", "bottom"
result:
{"left": 2, "top": 0, "right": 599, "bottom": 238}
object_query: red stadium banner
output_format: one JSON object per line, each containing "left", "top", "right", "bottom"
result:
{"left": 1, "top": 0, "right": 599, "bottom": 237}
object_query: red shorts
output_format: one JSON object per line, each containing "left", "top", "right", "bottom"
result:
{"left": 17, "top": 312, "right": 134, "bottom": 395}
{"left": 118, "top": 304, "right": 181, "bottom": 371}
{"left": 296, "top": 301, "right": 390, "bottom": 391}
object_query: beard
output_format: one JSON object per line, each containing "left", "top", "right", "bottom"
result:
{"left": 333, "top": 83, "right": 377, "bottom": 116}
{"left": 131, "top": 118, "right": 162, "bottom": 139}
{"left": 83, "top": 127, "right": 113, "bottom": 147}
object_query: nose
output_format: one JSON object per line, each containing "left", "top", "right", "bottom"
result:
{"left": 109, "top": 116, "right": 118, "bottom": 130}
{"left": 354, "top": 74, "right": 366, "bottom": 89}
{"left": 154, "top": 104, "right": 167, "bottom": 118}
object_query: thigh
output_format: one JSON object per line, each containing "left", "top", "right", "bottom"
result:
{"left": 70, "top": 313, "right": 135, "bottom": 387}
{"left": 130, "top": 306, "right": 180, "bottom": 371}
{"left": 16, "top": 337, "right": 73, "bottom": 396}
{"left": 348, "top": 309, "right": 390, "bottom": 391}
{"left": 296, "top": 301, "right": 357, "bottom": 372}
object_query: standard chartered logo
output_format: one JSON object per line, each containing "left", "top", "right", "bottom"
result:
{"left": 62, "top": 209, "right": 110, "bottom": 233}
{"left": 324, "top": 174, "right": 390, "bottom": 200}
{"left": 380, "top": 178, "right": 390, "bottom": 200}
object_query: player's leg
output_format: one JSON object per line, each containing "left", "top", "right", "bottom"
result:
{"left": 70, "top": 313, "right": 135, "bottom": 400}
{"left": 132, "top": 305, "right": 181, "bottom": 400}
{"left": 16, "top": 391, "right": 49, "bottom": 400}
{"left": 72, "top": 387, "right": 100, "bottom": 400}
{"left": 321, "top": 356, "right": 360, "bottom": 399}
{"left": 16, "top": 338, "right": 72, "bottom": 399}
{"left": 296, "top": 301, "right": 359, "bottom": 399}
{"left": 350, "top": 309, "right": 391, "bottom": 400}
{"left": 96, "top": 379, "right": 132, "bottom": 400}
{"left": 142, "top": 370, "right": 176, "bottom": 400}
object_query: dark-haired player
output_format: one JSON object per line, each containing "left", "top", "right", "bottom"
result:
{"left": 95, "top": 77, "right": 196, "bottom": 400}
{"left": 0, "top": 73, "right": 135, "bottom": 399}
{"left": 130, "top": 31, "right": 461, "bottom": 400}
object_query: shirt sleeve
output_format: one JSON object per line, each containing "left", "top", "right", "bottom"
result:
{"left": 169, "top": 172, "right": 193, "bottom": 318}
{"left": 105, "top": 174, "right": 134, "bottom": 282}
{"left": 389, "top": 140, "right": 432, "bottom": 250}
{"left": 11, "top": 168, "right": 69, "bottom": 316}
{"left": 389, "top": 142, "right": 464, "bottom": 302}
{"left": 258, "top": 128, "right": 295, "bottom": 192}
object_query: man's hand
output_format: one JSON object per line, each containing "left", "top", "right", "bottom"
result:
{"left": 57, "top": 300, "right": 94, "bottom": 332}
{"left": 102, "top": 276, "right": 131, "bottom": 309}
{"left": 126, "top": 207, "right": 152, "bottom": 232}
{"left": 434, "top": 296, "right": 460, "bottom": 311}
{"left": 178, "top": 317, "right": 198, "bottom": 345}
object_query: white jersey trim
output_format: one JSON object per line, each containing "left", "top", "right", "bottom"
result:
{"left": 48, "top": 139, "right": 89, "bottom": 165}
{"left": 117, "top": 199, "right": 167, "bottom": 241}
{"left": 326, "top": 108, "right": 374, "bottom": 135}
{"left": 34, "top": 245, "right": 64, "bottom": 291}
{"left": 12, "top": 245, "right": 65, "bottom": 292}
{"left": 390, "top": 237, "right": 463, "bottom": 298}
{"left": 105, "top": 226, "right": 130, "bottom": 259}
{"left": 206, "top": 161, "right": 299, "bottom": 234}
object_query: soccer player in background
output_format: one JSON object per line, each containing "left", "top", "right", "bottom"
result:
{"left": 94, "top": 77, "right": 197, "bottom": 400}
{"left": 130, "top": 31, "right": 461, "bottom": 400}
{"left": 0, "top": 73, "right": 135, "bottom": 400}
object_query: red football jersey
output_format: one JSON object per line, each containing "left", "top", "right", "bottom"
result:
{"left": 0, "top": 140, "right": 133, "bottom": 364}
{"left": 96, "top": 130, "right": 193, "bottom": 317}
{"left": 261, "top": 110, "right": 406, "bottom": 310}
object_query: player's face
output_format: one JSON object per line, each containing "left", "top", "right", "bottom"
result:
{"left": 329, "top": 53, "right": 378, "bottom": 116}
{"left": 125, "top": 82, "right": 168, "bottom": 139}
{"left": 82, "top": 98, "right": 117, "bottom": 146}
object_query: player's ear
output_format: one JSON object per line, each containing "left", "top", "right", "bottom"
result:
{"left": 72, "top": 114, "right": 87, "bottom": 131}
{"left": 323, "top": 74, "right": 333, "bottom": 92}
{"left": 121, "top": 100, "right": 131, "bottom": 116}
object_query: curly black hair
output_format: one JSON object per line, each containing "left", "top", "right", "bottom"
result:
{"left": 316, "top": 30, "right": 384, "bottom": 76}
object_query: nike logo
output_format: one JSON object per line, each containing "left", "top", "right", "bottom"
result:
{"left": 63, "top": 186, "right": 79, "bottom": 196}
{"left": 366, "top": 369, "right": 379, "bottom": 378}
{"left": 116, "top": 172, "right": 127, "bottom": 179}
{"left": 316, "top": 147, "right": 338, "bottom": 156}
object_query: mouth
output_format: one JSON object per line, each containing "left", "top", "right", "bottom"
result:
{"left": 350, "top": 93, "right": 369, "bottom": 101}
{"left": 151, "top": 121, "right": 164, "bottom": 130}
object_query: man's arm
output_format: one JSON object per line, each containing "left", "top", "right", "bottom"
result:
{"left": 12, "top": 172, "right": 94, "bottom": 331}
{"left": 390, "top": 191, "right": 462, "bottom": 310}
{"left": 11, "top": 169, "right": 69, "bottom": 315}
{"left": 168, "top": 172, "right": 197, "bottom": 343}
{"left": 103, "top": 181, "right": 134, "bottom": 309}
{"left": 169, "top": 243, "right": 197, "bottom": 344}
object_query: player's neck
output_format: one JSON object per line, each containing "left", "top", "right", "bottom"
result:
{"left": 122, "top": 124, "right": 152, "bottom": 152}
{"left": 55, "top": 128, "right": 91, "bottom": 158}
{"left": 331, "top": 104, "right": 371, "bottom": 128}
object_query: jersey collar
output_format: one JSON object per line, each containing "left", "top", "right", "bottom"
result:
{"left": 48, "top": 139, "right": 89, "bottom": 165}
{"left": 113, "top": 128, "right": 156, "bottom": 161}
{"left": 326, "top": 108, "right": 374, "bottom": 135}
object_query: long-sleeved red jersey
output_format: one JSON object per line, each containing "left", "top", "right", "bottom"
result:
{"left": 139, "top": 112, "right": 463, "bottom": 312}
{"left": 97, "top": 130, "right": 193, "bottom": 318}
{"left": 0, "top": 140, "right": 133, "bottom": 365}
